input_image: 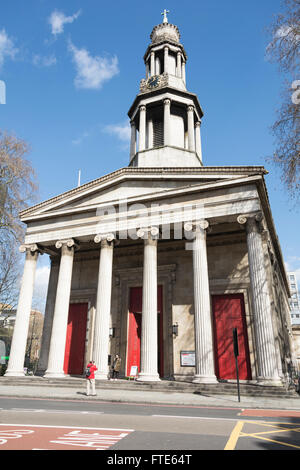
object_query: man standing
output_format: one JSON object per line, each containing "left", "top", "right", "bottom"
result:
{"left": 85, "top": 360, "right": 98, "bottom": 396}
{"left": 112, "top": 354, "right": 121, "bottom": 380}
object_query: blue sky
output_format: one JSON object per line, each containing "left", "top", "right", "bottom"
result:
{"left": 0, "top": 0, "right": 299, "bottom": 307}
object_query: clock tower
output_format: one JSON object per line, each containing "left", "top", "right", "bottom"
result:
{"left": 128, "top": 11, "right": 204, "bottom": 168}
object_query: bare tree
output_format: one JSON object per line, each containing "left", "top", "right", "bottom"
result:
{"left": 266, "top": 0, "right": 300, "bottom": 199}
{"left": 0, "top": 130, "right": 38, "bottom": 308}
{"left": 0, "top": 130, "right": 38, "bottom": 243}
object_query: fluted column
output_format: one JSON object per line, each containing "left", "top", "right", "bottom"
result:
{"left": 93, "top": 233, "right": 115, "bottom": 379}
{"left": 44, "top": 239, "right": 76, "bottom": 378}
{"left": 150, "top": 51, "right": 155, "bottom": 76}
{"left": 195, "top": 121, "right": 203, "bottom": 163}
{"left": 137, "top": 227, "right": 160, "bottom": 382}
{"left": 138, "top": 105, "right": 146, "bottom": 152}
{"left": 163, "top": 99, "right": 171, "bottom": 147}
{"left": 164, "top": 46, "right": 169, "bottom": 74}
{"left": 182, "top": 60, "right": 186, "bottom": 84}
{"left": 130, "top": 120, "right": 136, "bottom": 160}
{"left": 5, "top": 244, "right": 40, "bottom": 376}
{"left": 185, "top": 221, "right": 217, "bottom": 383}
{"left": 187, "top": 105, "right": 195, "bottom": 151}
{"left": 177, "top": 52, "right": 182, "bottom": 77}
{"left": 238, "top": 214, "right": 281, "bottom": 384}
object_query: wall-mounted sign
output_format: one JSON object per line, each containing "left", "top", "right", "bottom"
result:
{"left": 180, "top": 351, "right": 195, "bottom": 367}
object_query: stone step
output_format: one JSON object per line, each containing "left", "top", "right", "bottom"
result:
{"left": 0, "top": 376, "right": 298, "bottom": 399}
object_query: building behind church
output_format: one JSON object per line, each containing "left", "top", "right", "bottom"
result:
{"left": 4, "top": 14, "right": 297, "bottom": 388}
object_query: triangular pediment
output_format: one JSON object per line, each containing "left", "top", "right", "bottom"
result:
{"left": 20, "top": 166, "right": 267, "bottom": 221}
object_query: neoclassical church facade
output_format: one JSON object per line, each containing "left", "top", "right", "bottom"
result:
{"left": 5, "top": 15, "right": 296, "bottom": 386}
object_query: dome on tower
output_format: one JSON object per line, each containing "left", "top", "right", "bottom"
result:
{"left": 150, "top": 22, "right": 180, "bottom": 44}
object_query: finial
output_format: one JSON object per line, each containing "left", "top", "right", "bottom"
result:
{"left": 161, "top": 9, "right": 170, "bottom": 24}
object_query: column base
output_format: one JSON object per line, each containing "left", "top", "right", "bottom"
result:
{"left": 4, "top": 370, "right": 25, "bottom": 377}
{"left": 43, "top": 371, "right": 68, "bottom": 379}
{"left": 137, "top": 373, "right": 161, "bottom": 382}
{"left": 256, "top": 376, "right": 283, "bottom": 387}
{"left": 192, "top": 374, "right": 218, "bottom": 384}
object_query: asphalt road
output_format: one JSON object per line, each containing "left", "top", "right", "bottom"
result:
{"left": 0, "top": 397, "right": 300, "bottom": 452}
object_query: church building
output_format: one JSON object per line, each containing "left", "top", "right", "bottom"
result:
{"left": 5, "top": 14, "right": 296, "bottom": 387}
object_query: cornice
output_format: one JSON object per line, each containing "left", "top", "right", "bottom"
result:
{"left": 19, "top": 166, "right": 268, "bottom": 219}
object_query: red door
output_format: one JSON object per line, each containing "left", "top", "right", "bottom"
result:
{"left": 127, "top": 286, "right": 163, "bottom": 377}
{"left": 212, "top": 294, "right": 251, "bottom": 380}
{"left": 64, "top": 303, "right": 88, "bottom": 375}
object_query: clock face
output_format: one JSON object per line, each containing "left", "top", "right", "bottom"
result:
{"left": 147, "top": 76, "right": 159, "bottom": 88}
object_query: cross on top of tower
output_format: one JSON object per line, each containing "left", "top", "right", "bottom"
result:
{"left": 161, "top": 9, "right": 170, "bottom": 24}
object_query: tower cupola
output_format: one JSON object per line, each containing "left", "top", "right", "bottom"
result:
{"left": 128, "top": 12, "right": 204, "bottom": 168}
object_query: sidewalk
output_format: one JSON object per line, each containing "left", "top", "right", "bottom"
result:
{"left": 0, "top": 380, "right": 300, "bottom": 410}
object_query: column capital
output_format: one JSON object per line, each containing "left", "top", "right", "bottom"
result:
{"left": 55, "top": 238, "right": 79, "bottom": 250}
{"left": 195, "top": 120, "right": 202, "bottom": 128}
{"left": 184, "top": 220, "right": 209, "bottom": 232}
{"left": 237, "top": 212, "right": 264, "bottom": 233}
{"left": 139, "top": 104, "right": 146, "bottom": 112}
{"left": 187, "top": 104, "right": 194, "bottom": 113}
{"left": 19, "top": 243, "right": 43, "bottom": 254}
{"left": 94, "top": 233, "right": 115, "bottom": 244}
{"left": 137, "top": 226, "right": 159, "bottom": 240}
{"left": 164, "top": 98, "right": 171, "bottom": 106}
{"left": 130, "top": 119, "right": 136, "bottom": 127}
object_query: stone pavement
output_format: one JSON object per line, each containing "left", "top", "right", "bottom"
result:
{"left": 0, "top": 379, "right": 300, "bottom": 410}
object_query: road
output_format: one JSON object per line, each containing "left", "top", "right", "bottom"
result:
{"left": 0, "top": 396, "right": 300, "bottom": 453}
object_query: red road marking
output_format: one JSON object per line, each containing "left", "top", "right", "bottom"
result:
{"left": 0, "top": 424, "right": 133, "bottom": 450}
{"left": 240, "top": 409, "right": 300, "bottom": 419}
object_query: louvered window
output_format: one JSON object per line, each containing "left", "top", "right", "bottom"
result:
{"left": 153, "top": 120, "right": 164, "bottom": 147}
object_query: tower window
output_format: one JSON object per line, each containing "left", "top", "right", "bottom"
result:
{"left": 153, "top": 119, "right": 164, "bottom": 147}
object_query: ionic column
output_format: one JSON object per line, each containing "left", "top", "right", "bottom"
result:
{"left": 187, "top": 105, "right": 195, "bottom": 151}
{"left": 195, "top": 121, "right": 203, "bottom": 163}
{"left": 137, "top": 227, "right": 160, "bottom": 382}
{"left": 185, "top": 221, "right": 217, "bottom": 383}
{"left": 238, "top": 214, "right": 281, "bottom": 384}
{"left": 44, "top": 239, "right": 76, "bottom": 378}
{"left": 182, "top": 60, "right": 186, "bottom": 84}
{"left": 5, "top": 244, "right": 40, "bottom": 376}
{"left": 177, "top": 52, "right": 182, "bottom": 77}
{"left": 150, "top": 51, "right": 155, "bottom": 76}
{"left": 164, "top": 46, "right": 169, "bottom": 74}
{"left": 147, "top": 119, "right": 153, "bottom": 149}
{"left": 138, "top": 105, "right": 146, "bottom": 152}
{"left": 130, "top": 120, "right": 136, "bottom": 160}
{"left": 163, "top": 99, "right": 171, "bottom": 147}
{"left": 93, "top": 233, "right": 115, "bottom": 380}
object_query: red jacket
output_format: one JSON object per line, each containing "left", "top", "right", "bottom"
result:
{"left": 86, "top": 363, "right": 97, "bottom": 379}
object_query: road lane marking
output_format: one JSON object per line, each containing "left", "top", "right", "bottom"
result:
{"left": 224, "top": 421, "right": 244, "bottom": 450}
{"left": 9, "top": 408, "right": 104, "bottom": 415}
{"left": 152, "top": 414, "right": 240, "bottom": 422}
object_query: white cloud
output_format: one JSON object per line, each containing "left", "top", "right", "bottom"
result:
{"left": 0, "top": 29, "right": 18, "bottom": 69}
{"left": 48, "top": 9, "right": 81, "bottom": 36}
{"left": 104, "top": 122, "right": 131, "bottom": 143}
{"left": 68, "top": 40, "right": 119, "bottom": 90}
{"left": 72, "top": 130, "right": 90, "bottom": 145}
{"left": 32, "top": 54, "right": 57, "bottom": 67}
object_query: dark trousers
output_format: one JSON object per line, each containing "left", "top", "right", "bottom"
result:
{"left": 112, "top": 370, "right": 119, "bottom": 379}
